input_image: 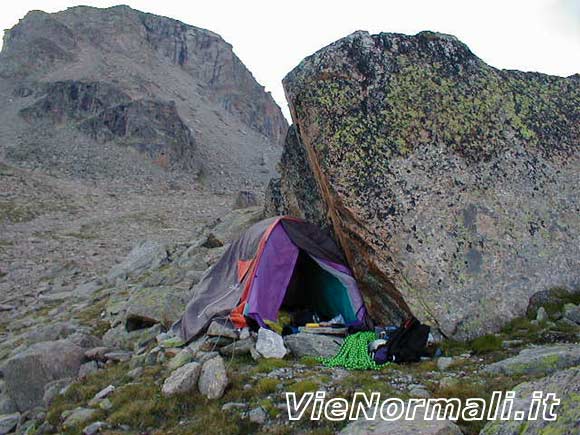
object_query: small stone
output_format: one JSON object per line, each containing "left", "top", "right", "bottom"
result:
{"left": 83, "top": 421, "right": 109, "bottom": 435}
{"left": 78, "top": 361, "right": 99, "bottom": 378}
{"left": 198, "top": 356, "right": 228, "bottom": 399}
{"left": 62, "top": 407, "right": 97, "bottom": 429}
{"left": 409, "top": 386, "right": 431, "bottom": 398}
{"left": 436, "top": 357, "right": 454, "bottom": 371}
{"left": 162, "top": 362, "right": 201, "bottom": 396}
{"left": 98, "top": 398, "right": 112, "bottom": 410}
{"left": 197, "top": 351, "right": 219, "bottom": 365}
{"left": 219, "top": 337, "right": 255, "bottom": 357}
{"left": 536, "top": 306, "right": 548, "bottom": 323}
{"left": 563, "top": 304, "right": 580, "bottom": 324}
{"left": 84, "top": 347, "right": 111, "bottom": 362}
{"left": 222, "top": 402, "right": 247, "bottom": 411}
{"left": 104, "top": 351, "right": 132, "bottom": 362}
{"left": 502, "top": 339, "right": 524, "bottom": 349}
{"left": 94, "top": 385, "right": 115, "bottom": 401}
{"left": 239, "top": 328, "right": 250, "bottom": 340}
{"left": 207, "top": 321, "right": 238, "bottom": 339}
{"left": 127, "top": 367, "right": 144, "bottom": 379}
{"left": 249, "top": 406, "right": 267, "bottom": 424}
{"left": 255, "top": 328, "right": 287, "bottom": 359}
{"left": 0, "top": 413, "right": 20, "bottom": 434}
{"left": 168, "top": 349, "right": 193, "bottom": 370}
{"left": 160, "top": 336, "right": 186, "bottom": 348}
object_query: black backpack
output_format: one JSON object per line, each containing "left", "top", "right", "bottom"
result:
{"left": 374, "top": 317, "right": 430, "bottom": 363}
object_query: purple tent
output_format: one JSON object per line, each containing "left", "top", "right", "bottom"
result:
{"left": 173, "top": 216, "right": 367, "bottom": 341}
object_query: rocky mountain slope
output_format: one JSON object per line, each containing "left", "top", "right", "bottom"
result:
{"left": 268, "top": 30, "right": 579, "bottom": 339}
{"left": 0, "top": 5, "right": 287, "bottom": 190}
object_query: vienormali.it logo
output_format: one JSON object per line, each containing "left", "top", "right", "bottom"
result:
{"left": 285, "top": 391, "right": 560, "bottom": 422}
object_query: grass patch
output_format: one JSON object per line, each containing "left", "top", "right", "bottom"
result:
{"left": 253, "top": 358, "right": 290, "bottom": 373}
{"left": 299, "top": 356, "right": 320, "bottom": 367}
{"left": 287, "top": 380, "right": 319, "bottom": 395}
{"left": 254, "top": 377, "right": 279, "bottom": 395}
{"left": 470, "top": 334, "right": 503, "bottom": 354}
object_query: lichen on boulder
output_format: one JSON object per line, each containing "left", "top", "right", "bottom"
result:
{"left": 275, "top": 30, "right": 580, "bottom": 339}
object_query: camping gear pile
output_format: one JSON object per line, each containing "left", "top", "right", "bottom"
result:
{"left": 172, "top": 216, "right": 433, "bottom": 369}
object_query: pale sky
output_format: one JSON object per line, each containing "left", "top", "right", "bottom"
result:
{"left": 1, "top": 0, "right": 578, "bottom": 119}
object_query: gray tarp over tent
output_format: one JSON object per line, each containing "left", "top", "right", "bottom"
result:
{"left": 173, "top": 216, "right": 367, "bottom": 342}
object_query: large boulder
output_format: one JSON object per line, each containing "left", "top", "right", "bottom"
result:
{"left": 0, "top": 339, "right": 84, "bottom": 411}
{"left": 277, "top": 30, "right": 580, "bottom": 339}
{"left": 124, "top": 286, "right": 188, "bottom": 328}
{"left": 483, "top": 344, "right": 580, "bottom": 376}
{"left": 481, "top": 367, "right": 580, "bottom": 435}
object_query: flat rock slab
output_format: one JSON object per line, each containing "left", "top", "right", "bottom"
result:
{"left": 1, "top": 339, "right": 84, "bottom": 411}
{"left": 481, "top": 366, "right": 580, "bottom": 435}
{"left": 483, "top": 344, "right": 580, "bottom": 376}
{"left": 124, "top": 286, "right": 187, "bottom": 328}
{"left": 284, "top": 333, "right": 343, "bottom": 358}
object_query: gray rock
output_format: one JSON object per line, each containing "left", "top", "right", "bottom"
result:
{"left": 1, "top": 340, "right": 84, "bottom": 411}
{"left": 484, "top": 344, "right": 580, "bottom": 376}
{"left": 102, "top": 324, "right": 161, "bottom": 350}
{"left": 198, "top": 356, "right": 228, "bottom": 399}
{"left": 0, "top": 395, "right": 17, "bottom": 415}
{"left": 0, "top": 413, "right": 20, "bottom": 435}
{"left": 233, "top": 191, "right": 259, "bottom": 209}
{"left": 0, "top": 304, "right": 15, "bottom": 312}
{"left": 84, "top": 347, "right": 111, "bottom": 362}
{"left": 436, "top": 357, "right": 454, "bottom": 371}
{"left": 196, "top": 351, "right": 220, "bottom": 365}
{"left": 206, "top": 321, "right": 238, "bottom": 340}
{"left": 103, "top": 351, "right": 132, "bottom": 362}
{"left": 161, "top": 362, "right": 201, "bottom": 396}
{"left": 62, "top": 407, "right": 97, "bottom": 430}
{"left": 339, "top": 402, "right": 462, "bottom": 434}
{"left": 284, "top": 333, "right": 343, "bottom": 358}
{"left": 167, "top": 349, "right": 193, "bottom": 370}
{"left": 67, "top": 333, "right": 103, "bottom": 349}
{"left": 93, "top": 385, "right": 115, "bottom": 401}
{"left": 249, "top": 406, "right": 267, "bottom": 424}
{"left": 219, "top": 337, "right": 255, "bottom": 357}
{"left": 278, "top": 30, "right": 580, "bottom": 340}
{"left": 78, "top": 361, "right": 99, "bottom": 379}
{"left": 107, "top": 240, "right": 169, "bottom": 283}
{"left": 563, "top": 303, "right": 580, "bottom": 324}
{"left": 124, "top": 286, "right": 187, "bottom": 328}
{"left": 24, "top": 321, "right": 78, "bottom": 345}
{"left": 536, "top": 306, "right": 548, "bottom": 323}
{"left": 255, "top": 328, "right": 287, "bottom": 359}
{"left": 481, "top": 366, "right": 580, "bottom": 435}
{"left": 127, "top": 367, "right": 143, "bottom": 379}
{"left": 409, "top": 385, "right": 431, "bottom": 398}
{"left": 222, "top": 402, "right": 247, "bottom": 411}
{"left": 83, "top": 421, "right": 110, "bottom": 435}
{"left": 43, "top": 378, "right": 72, "bottom": 407}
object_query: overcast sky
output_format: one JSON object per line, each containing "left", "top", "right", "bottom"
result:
{"left": 1, "top": 0, "right": 578, "bottom": 119}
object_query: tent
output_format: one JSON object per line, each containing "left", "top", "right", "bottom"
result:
{"left": 173, "top": 216, "right": 368, "bottom": 342}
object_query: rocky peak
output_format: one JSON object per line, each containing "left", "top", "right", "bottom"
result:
{"left": 0, "top": 5, "right": 287, "bottom": 189}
